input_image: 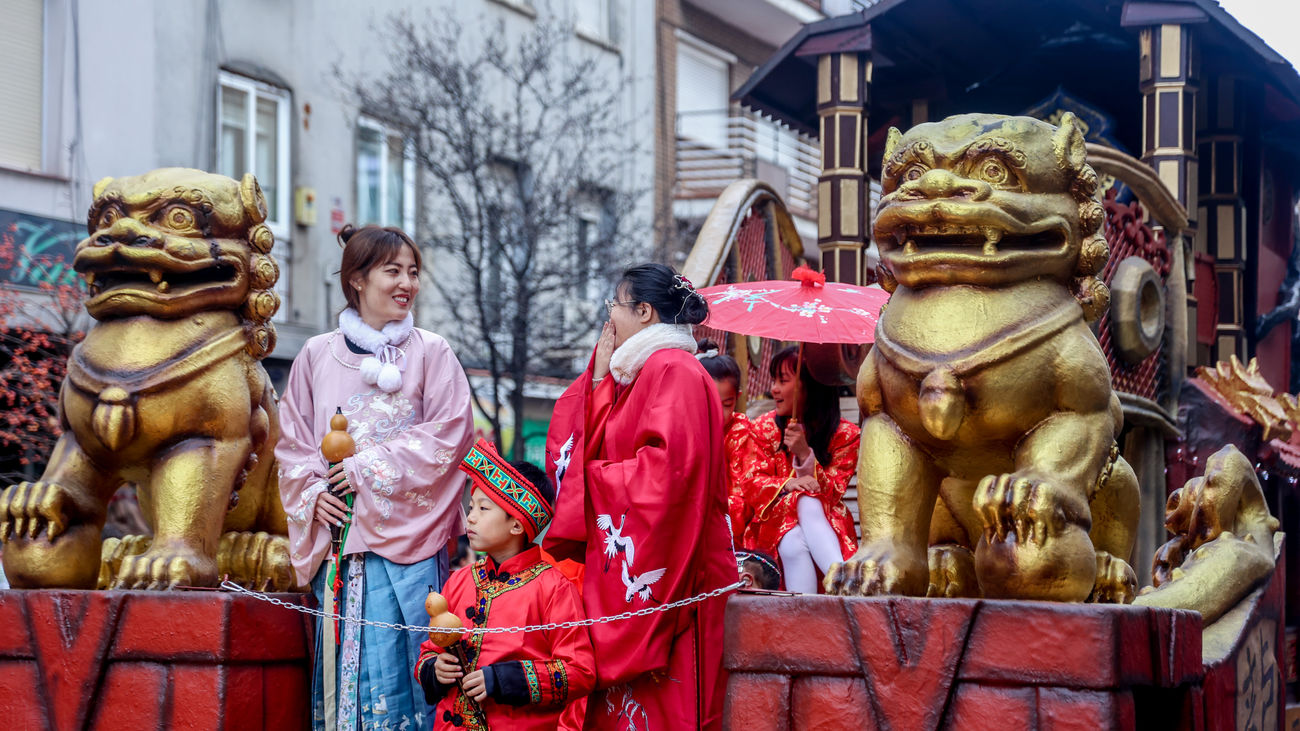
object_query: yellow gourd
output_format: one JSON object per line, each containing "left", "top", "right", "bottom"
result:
{"left": 321, "top": 407, "right": 356, "bottom": 463}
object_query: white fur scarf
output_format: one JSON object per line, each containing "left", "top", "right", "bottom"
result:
{"left": 608, "top": 323, "right": 698, "bottom": 386}
{"left": 338, "top": 308, "right": 413, "bottom": 393}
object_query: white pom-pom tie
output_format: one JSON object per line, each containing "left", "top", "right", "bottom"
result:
{"left": 339, "top": 309, "right": 413, "bottom": 392}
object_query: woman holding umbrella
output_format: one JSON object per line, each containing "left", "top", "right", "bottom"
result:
{"left": 732, "top": 345, "right": 860, "bottom": 593}
{"left": 695, "top": 265, "right": 886, "bottom": 594}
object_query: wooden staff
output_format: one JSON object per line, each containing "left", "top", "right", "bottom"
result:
{"left": 320, "top": 407, "right": 356, "bottom": 731}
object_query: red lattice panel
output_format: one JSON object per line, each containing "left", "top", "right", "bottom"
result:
{"left": 1095, "top": 190, "right": 1171, "bottom": 402}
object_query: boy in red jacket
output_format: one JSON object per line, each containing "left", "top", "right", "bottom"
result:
{"left": 416, "top": 439, "right": 595, "bottom": 730}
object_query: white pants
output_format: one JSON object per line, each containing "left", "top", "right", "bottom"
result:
{"left": 777, "top": 496, "right": 843, "bottom": 594}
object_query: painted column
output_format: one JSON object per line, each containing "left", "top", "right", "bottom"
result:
{"left": 1139, "top": 23, "right": 1202, "bottom": 363}
{"left": 1197, "top": 73, "right": 1248, "bottom": 363}
{"left": 815, "top": 51, "right": 871, "bottom": 285}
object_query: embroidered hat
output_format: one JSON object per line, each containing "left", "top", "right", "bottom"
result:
{"left": 459, "top": 438, "right": 553, "bottom": 540}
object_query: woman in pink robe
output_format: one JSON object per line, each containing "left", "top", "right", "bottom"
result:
{"left": 275, "top": 224, "right": 476, "bottom": 731}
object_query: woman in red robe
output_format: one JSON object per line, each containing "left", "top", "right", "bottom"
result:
{"left": 733, "top": 345, "right": 860, "bottom": 594}
{"left": 544, "top": 264, "right": 737, "bottom": 730}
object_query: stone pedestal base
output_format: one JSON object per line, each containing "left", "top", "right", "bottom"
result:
{"left": 723, "top": 594, "right": 1203, "bottom": 730}
{"left": 0, "top": 589, "right": 313, "bottom": 730}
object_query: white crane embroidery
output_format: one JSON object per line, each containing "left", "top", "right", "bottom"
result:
{"left": 621, "top": 561, "right": 666, "bottom": 604}
{"left": 554, "top": 433, "right": 575, "bottom": 492}
{"left": 596, "top": 513, "right": 635, "bottom": 572}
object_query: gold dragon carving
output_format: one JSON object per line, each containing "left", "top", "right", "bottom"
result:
{"left": 0, "top": 168, "right": 295, "bottom": 591}
{"left": 1134, "top": 444, "right": 1280, "bottom": 629}
{"left": 825, "top": 113, "right": 1140, "bottom": 603}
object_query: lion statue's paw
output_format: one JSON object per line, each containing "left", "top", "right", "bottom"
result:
{"left": 0, "top": 481, "right": 70, "bottom": 543}
{"left": 927, "top": 544, "right": 980, "bottom": 598}
{"left": 974, "top": 473, "right": 1088, "bottom": 546}
{"left": 1087, "top": 550, "right": 1137, "bottom": 604}
{"left": 110, "top": 541, "right": 218, "bottom": 590}
{"left": 98, "top": 533, "right": 153, "bottom": 589}
{"left": 824, "top": 539, "right": 928, "bottom": 596}
{"left": 217, "top": 530, "right": 298, "bottom": 592}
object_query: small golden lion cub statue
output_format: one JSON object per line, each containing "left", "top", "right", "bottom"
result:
{"left": 0, "top": 168, "right": 294, "bottom": 591}
{"left": 826, "top": 113, "right": 1140, "bottom": 603}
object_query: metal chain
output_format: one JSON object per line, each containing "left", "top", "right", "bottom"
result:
{"left": 219, "top": 579, "right": 742, "bottom": 636}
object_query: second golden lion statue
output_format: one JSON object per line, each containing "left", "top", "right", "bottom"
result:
{"left": 826, "top": 113, "right": 1140, "bottom": 603}
{"left": 0, "top": 168, "right": 295, "bottom": 591}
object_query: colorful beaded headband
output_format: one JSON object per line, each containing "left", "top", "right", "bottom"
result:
{"left": 459, "top": 438, "right": 553, "bottom": 540}
{"left": 735, "top": 551, "right": 781, "bottom": 577}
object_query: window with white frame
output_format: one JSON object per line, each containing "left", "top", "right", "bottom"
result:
{"left": 0, "top": 0, "right": 44, "bottom": 170}
{"left": 217, "top": 71, "right": 291, "bottom": 237}
{"left": 676, "top": 34, "right": 733, "bottom": 150}
{"left": 575, "top": 0, "right": 615, "bottom": 44}
{"left": 573, "top": 192, "right": 612, "bottom": 301}
{"left": 356, "top": 117, "right": 416, "bottom": 231}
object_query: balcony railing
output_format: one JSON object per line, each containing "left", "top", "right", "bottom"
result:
{"left": 674, "top": 109, "right": 820, "bottom": 221}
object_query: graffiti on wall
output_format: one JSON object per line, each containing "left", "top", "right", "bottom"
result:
{"left": 0, "top": 209, "right": 83, "bottom": 289}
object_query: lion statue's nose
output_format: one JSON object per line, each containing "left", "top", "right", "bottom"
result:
{"left": 914, "top": 168, "right": 989, "bottom": 200}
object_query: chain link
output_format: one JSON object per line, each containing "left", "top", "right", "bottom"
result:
{"left": 219, "top": 579, "right": 741, "bottom": 636}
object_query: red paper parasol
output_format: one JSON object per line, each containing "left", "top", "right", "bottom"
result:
{"left": 697, "top": 266, "right": 890, "bottom": 344}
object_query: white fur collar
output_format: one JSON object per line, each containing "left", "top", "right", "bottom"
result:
{"left": 338, "top": 308, "right": 413, "bottom": 393}
{"left": 609, "top": 323, "right": 697, "bottom": 385}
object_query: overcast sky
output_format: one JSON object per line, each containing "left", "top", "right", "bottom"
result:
{"left": 1217, "top": 0, "right": 1300, "bottom": 69}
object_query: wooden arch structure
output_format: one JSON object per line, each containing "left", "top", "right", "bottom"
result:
{"left": 681, "top": 180, "right": 805, "bottom": 412}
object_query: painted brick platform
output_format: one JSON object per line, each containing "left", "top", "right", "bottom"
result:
{"left": 0, "top": 589, "right": 313, "bottom": 730}
{"left": 723, "top": 594, "right": 1205, "bottom": 730}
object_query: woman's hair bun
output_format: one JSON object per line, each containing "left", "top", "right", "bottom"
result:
{"left": 676, "top": 289, "right": 709, "bottom": 325}
{"left": 619, "top": 263, "right": 711, "bottom": 325}
{"left": 336, "top": 223, "right": 357, "bottom": 248}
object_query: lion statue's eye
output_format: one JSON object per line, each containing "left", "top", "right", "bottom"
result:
{"left": 159, "top": 205, "right": 198, "bottom": 232}
{"left": 974, "top": 158, "right": 1011, "bottom": 186}
{"left": 901, "top": 164, "right": 928, "bottom": 183}
{"left": 99, "top": 206, "right": 122, "bottom": 229}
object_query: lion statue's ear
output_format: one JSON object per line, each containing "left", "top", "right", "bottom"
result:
{"left": 92, "top": 177, "right": 115, "bottom": 200}
{"left": 240, "top": 173, "right": 269, "bottom": 225}
{"left": 883, "top": 127, "right": 903, "bottom": 164}
{"left": 1053, "top": 112, "right": 1088, "bottom": 174}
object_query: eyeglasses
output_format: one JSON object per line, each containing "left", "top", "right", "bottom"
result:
{"left": 604, "top": 299, "right": 637, "bottom": 313}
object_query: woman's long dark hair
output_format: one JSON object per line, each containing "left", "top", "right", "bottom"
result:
{"left": 769, "top": 345, "right": 840, "bottom": 466}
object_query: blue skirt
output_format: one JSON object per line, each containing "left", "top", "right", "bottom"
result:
{"left": 310, "top": 551, "right": 448, "bottom": 731}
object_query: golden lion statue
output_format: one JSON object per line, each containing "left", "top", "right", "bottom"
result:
{"left": 825, "top": 113, "right": 1140, "bottom": 602}
{"left": 0, "top": 168, "right": 294, "bottom": 591}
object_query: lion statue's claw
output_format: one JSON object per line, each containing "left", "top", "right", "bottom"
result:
{"left": 1087, "top": 550, "right": 1137, "bottom": 604}
{"left": 825, "top": 540, "right": 928, "bottom": 596}
{"left": 974, "top": 474, "right": 1083, "bottom": 547}
{"left": 217, "top": 530, "right": 297, "bottom": 592}
{"left": 927, "top": 544, "right": 980, "bottom": 598}
{"left": 0, "top": 481, "right": 70, "bottom": 544}
{"left": 111, "top": 542, "right": 217, "bottom": 590}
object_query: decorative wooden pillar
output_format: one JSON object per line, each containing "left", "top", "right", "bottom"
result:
{"left": 816, "top": 51, "right": 871, "bottom": 285}
{"left": 1197, "top": 75, "right": 1248, "bottom": 363}
{"left": 1138, "top": 22, "right": 1204, "bottom": 369}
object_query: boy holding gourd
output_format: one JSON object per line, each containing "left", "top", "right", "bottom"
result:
{"left": 415, "top": 439, "right": 595, "bottom": 730}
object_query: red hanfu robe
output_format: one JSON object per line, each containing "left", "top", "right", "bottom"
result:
{"left": 544, "top": 348, "right": 735, "bottom": 730}
{"left": 722, "top": 412, "right": 756, "bottom": 542}
{"left": 416, "top": 546, "right": 596, "bottom": 731}
{"left": 734, "top": 412, "right": 861, "bottom": 563}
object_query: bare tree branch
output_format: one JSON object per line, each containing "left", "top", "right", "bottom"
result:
{"left": 338, "top": 8, "right": 647, "bottom": 458}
